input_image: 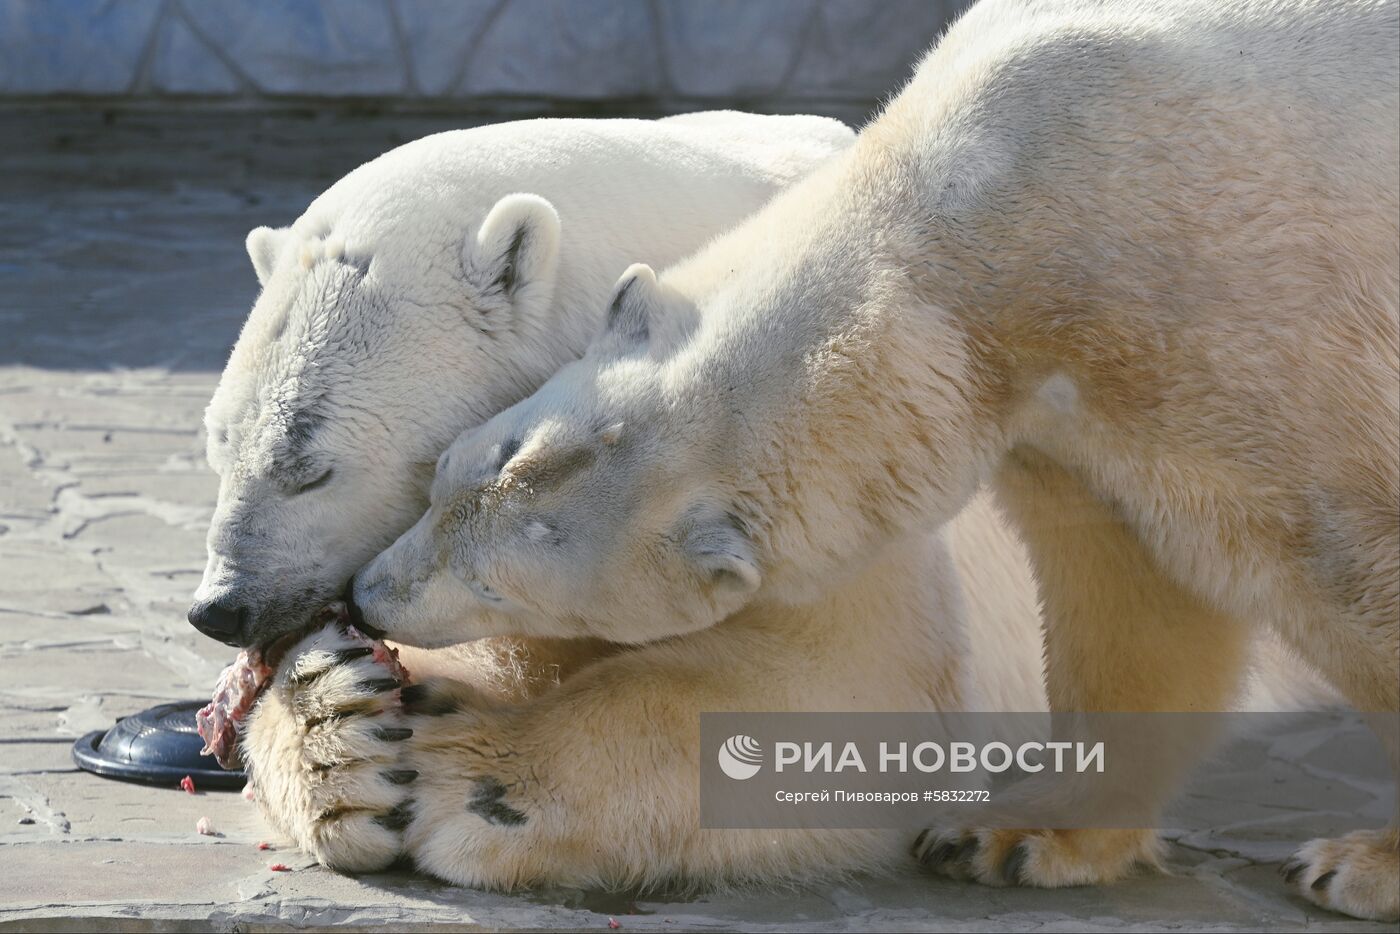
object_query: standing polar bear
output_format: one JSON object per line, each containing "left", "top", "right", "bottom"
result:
{"left": 354, "top": 0, "right": 1398, "bottom": 921}
{"left": 192, "top": 113, "right": 1050, "bottom": 885}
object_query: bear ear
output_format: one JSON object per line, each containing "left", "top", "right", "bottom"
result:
{"left": 594, "top": 263, "right": 660, "bottom": 356}
{"left": 246, "top": 226, "right": 291, "bottom": 286}
{"left": 683, "top": 511, "right": 761, "bottom": 597}
{"left": 463, "top": 193, "right": 561, "bottom": 324}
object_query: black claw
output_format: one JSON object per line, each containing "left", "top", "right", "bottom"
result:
{"left": 954, "top": 835, "right": 980, "bottom": 866}
{"left": 333, "top": 646, "right": 374, "bottom": 665}
{"left": 918, "top": 834, "right": 978, "bottom": 870}
{"left": 1282, "top": 860, "right": 1306, "bottom": 885}
{"left": 1311, "top": 869, "right": 1336, "bottom": 892}
{"left": 374, "top": 800, "right": 415, "bottom": 832}
{"left": 401, "top": 683, "right": 461, "bottom": 716}
{"left": 935, "top": 840, "right": 968, "bottom": 868}
{"left": 375, "top": 726, "right": 414, "bottom": 742}
{"left": 1002, "top": 843, "right": 1030, "bottom": 885}
{"left": 304, "top": 711, "right": 349, "bottom": 730}
{"left": 362, "top": 677, "right": 402, "bottom": 694}
{"left": 912, "top": 829, "right": 930, "bottom": 858}
{"left": 292, "top": 646, "right": 374, "bottom": 684}
{"left": 925, "top": 839, "right": 958, "bottom": 867}
{"left": 385, "top": 769, "right": 419, "bottom": 785}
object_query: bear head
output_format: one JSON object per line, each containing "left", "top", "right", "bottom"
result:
{"left": 350, "top": 265, "right": 763, "bottom": 647}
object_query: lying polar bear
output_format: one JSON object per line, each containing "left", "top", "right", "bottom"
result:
{"left": 348, "top": 0, "right": 1394, "bottom": 918}
{"left": 193, "top": 112, "right": 1049, "bottom": 887}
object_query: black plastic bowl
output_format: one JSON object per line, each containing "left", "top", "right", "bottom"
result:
{"left": 71, "top": 699, "right": 247, "bottom": 790}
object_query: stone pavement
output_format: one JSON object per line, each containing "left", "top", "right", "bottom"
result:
{"left": 0, "top": 111, "right": 1394, "bottom": 933}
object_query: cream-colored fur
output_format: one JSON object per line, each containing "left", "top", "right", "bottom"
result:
{"left": 246, "top": 494, "right": 1049, "bottom": 885}
{"left": 349, "top": 0, "right": 1396, "bottom": 919}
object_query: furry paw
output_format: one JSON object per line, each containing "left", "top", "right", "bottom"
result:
{"left": 1281, "top": 828, "right": 1400, "bottom": 922}
{"left": 914, "top": 827, "right": 1162, "bottom": 887}
{"left": 242, "top": 627, "right": 416, "bottom": 873}
{"left": 387, "top": 686, "right": 542, "bottom": 888}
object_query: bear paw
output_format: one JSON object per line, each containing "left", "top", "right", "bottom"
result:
{"left": 1282, "top": 828, "right": 1400, "bottom": 922}
{"left": 914, "top": 827, "right": 1162, "bottom": 888}
{"left": 242, "top": 626, "right": 416, "bottom": 873}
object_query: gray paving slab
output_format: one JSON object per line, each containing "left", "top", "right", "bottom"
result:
{"left": 0, "top": 110, "right": 1393, "bottom": 933}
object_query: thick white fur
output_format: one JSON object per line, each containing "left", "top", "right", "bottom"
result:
{"left": 229, "top": 114, "right": 1050, "bottom": 888}
{"left": 353, "top": 0, "right": 1395, "bottom": 919}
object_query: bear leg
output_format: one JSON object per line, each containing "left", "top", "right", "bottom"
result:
{"left": 920, "top": 448, "right": 1252, "bottom": 888}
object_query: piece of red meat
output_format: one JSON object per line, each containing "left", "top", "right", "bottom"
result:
{"left": 195, "top": 603, "right": 408, "bottom": 770}
{"left": 195, "top": 646, "right": 273, "bottom": 770}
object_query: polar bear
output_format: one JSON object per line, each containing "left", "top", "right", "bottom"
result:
{"left": 351, "top": 0, "right": 1398, "bottom": 920}
{"left": 193, "top": 113, "right": 1050, "bottom": 886}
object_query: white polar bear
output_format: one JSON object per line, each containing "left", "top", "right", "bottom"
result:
{"left": 196, "top": 113, "right": 1050, "bottom": 886}
{"left": 354, "top": 0, "right": 1396, "bottom": 920}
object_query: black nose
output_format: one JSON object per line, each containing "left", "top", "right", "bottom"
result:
{"left": 342, "top": 576, "right": 384, "bottom": 639}
{"left": 187, "top": 599, "right": 247, "bottom": 647}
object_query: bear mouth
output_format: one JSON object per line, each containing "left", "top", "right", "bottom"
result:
{"left": 248, "top": 591, "right": 385, "bottom": 676}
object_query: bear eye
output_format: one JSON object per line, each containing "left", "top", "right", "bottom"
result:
{"left": 469, "top": 579, "right": 504, "bottom": 604}
{"left": 295, "top": 468, "right": 334, "bottom": 494}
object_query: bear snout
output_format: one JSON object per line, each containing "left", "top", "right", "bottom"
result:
{"left": 187, "top": 597, "right": 247, "bottom": 647}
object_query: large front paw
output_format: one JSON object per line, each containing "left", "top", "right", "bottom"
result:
{"left": 1282, "top": 828, "right": 1400, "bottom": 922}
{"left": 242, "top": 627, "right": 417, "bottom": 873}
{"left": 392, "top": 686, "right": 543, "bottom": 889}
{"left": 914, "top": 827, "right": 1162, "bottom": 887}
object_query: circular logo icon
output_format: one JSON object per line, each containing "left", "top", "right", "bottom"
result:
{"left": 718, "top": 734, "right": 763, "bottom": 780}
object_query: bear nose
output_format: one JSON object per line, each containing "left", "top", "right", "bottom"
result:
{"left": 187, "top": 599, "right": 247, "bottom": 647}
{"left": 343, "top": 575, "right": 385, "bottom": 639}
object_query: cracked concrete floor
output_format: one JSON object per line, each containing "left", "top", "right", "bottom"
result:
{"left": 0, "top": 110, "right": 1395, "bottom": 933}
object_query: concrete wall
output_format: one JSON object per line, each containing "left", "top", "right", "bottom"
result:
{"left": 0, "top": 0, "right": 972, "bottom": 111}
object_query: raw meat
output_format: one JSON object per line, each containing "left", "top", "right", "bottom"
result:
{"left": 195, "top": 647, "right": 272, "bottom": 769}
{"left": 195, "top": 603, "right": 408, "bottom": 770}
